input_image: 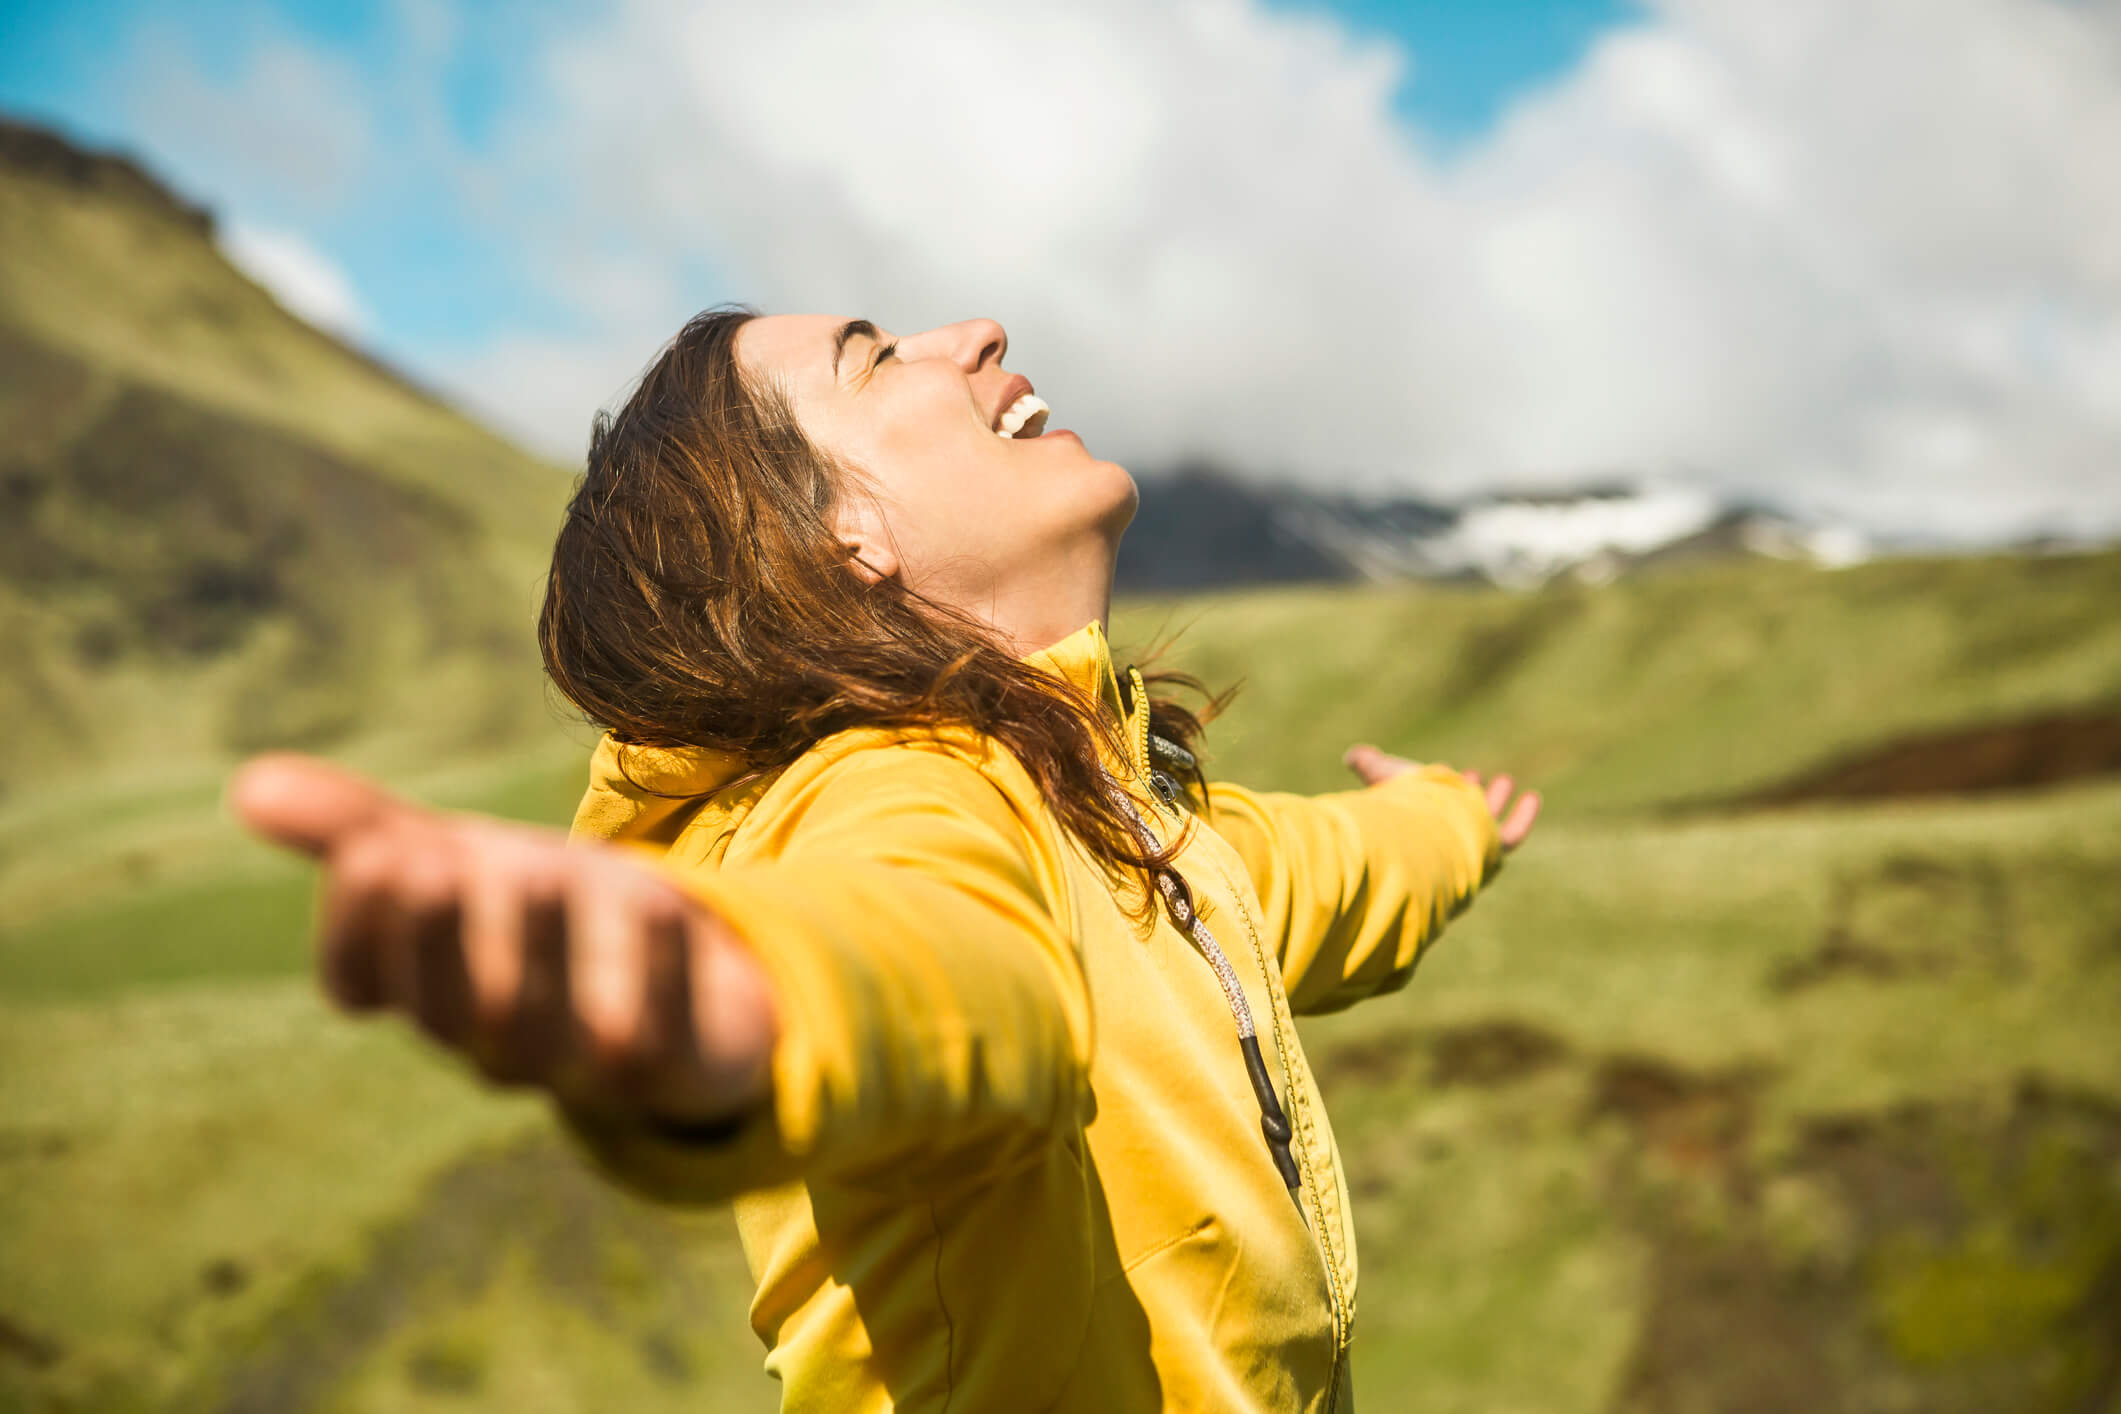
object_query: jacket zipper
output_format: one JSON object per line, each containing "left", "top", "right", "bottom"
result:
{"left": 1120, "top": 671, "right": 1351, "bottom": 1408}
{"left": 1201, "top": 844, "right": 1351, "bottom": 1411}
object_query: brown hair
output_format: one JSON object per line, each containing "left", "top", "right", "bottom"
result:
{"left": 538, "top": 305, "right": 1218, "bottom": 908}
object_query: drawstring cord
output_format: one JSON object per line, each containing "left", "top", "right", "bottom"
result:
{"left": 1109, "top": 667, "right": 1303, "bottom": 1205}
{"left": 1115, "top": 791, "right": 1305, "bottom": 1203}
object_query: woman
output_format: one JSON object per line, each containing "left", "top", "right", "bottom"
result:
{"left": 234, "top": 307, "right": 1538, "bottom": 1411}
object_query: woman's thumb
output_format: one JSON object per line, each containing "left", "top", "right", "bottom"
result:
{"left": 227, "top": 753, "right": 411, "bottom": 857}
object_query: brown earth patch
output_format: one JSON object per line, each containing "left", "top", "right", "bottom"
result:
{"left": 1586, "top": 1054, "right": 1766, "bottom": 1191}
{"left": 1430, "top": 1018, "right": 1572, "bottom": 1087}
{"left": 0, "top": 1125, "right": 73, "bottom": 1161}
{"left": 1314, "top": 1017, "right": 1571, "bottom": 1091}
{"left": 1770, "top": 936, "right": 1944, "bottom": 992}
{"left": 1770, "top": 853, "right": 2013, "bottom": 993}
{"left": 1310, "top": 1029, "right": 1415, "bottom": 1087}
{"left": 1610, "top": 1076, "right": 2121, "bottom": 1414}
{"left": 1734, "top": 710, "right": 2121, "bottom": 807}
{"left": 0, "top": 1311, "right": 63, "bottom": 1369}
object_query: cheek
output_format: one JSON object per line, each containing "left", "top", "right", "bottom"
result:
{"left": 865, "top": 380, "right": 981, "bottom": 480}
{"left": 861, "top": 435, "right": 1012, "bottom": 568}
{"left": 927, "top": 449, "right": 1060, "bottom": 571}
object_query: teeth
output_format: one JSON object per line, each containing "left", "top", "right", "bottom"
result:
{"left": 995, "top": 392, "right": 1050, "bottom": 439}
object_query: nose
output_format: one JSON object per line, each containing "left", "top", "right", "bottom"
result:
{"left": 926, "top": 318, "right": 1007, "bottom": 373}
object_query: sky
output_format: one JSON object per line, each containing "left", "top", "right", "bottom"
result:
{"left": 2, "top": 0, "right": 2117, "bottom": 542}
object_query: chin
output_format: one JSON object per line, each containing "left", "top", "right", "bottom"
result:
{"left": 1084, "top": 457, "right": 1139, "bottom": 539}
{"left": 1106, "top": 463, "right": 1140, "bottom": 534}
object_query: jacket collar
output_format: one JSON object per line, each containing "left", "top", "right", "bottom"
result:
{"left": 1022, "top": 619, "right": 1129, "bottom": 727}
{"left": 572, "top": 620, "right": 1137, "bottom": 843}
{"left": 1026, "top": 618, "right": 1152, "bottom": 780}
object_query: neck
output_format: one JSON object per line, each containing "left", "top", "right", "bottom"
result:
{"left": 964, "top": 535, "right": 1119, "bottom": 659}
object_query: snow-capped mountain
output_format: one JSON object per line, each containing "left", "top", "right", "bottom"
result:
{"left": 1116, "top": 470, "right": 1876, "bottom": 592}
{"left": 1290, "top": 482, "right": 1873, "bottom": 589}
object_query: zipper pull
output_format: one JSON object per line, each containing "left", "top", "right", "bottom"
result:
{"left": 1149, "top": 732, "right": 1197, "bottom": 774}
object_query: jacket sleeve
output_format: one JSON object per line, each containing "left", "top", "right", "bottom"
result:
{"left": 1204, "top": 765, "right": 1501, "bottom": 1016}
{"left": 561, "top": 745, "right": 1092, "bottom": 1206}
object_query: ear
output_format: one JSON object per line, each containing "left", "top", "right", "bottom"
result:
{"left": 833, "top": 493, "right": 900, "bottom": 587}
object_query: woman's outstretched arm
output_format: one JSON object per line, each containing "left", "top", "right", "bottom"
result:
{"left": 231, "top": 743, "right": 1092, "bottom": 1206}
{"left": 1204, "top": 747, "right": 1539, "bottom": 1016}
{"left": 229, "top": 754, "right": 781, "bottom": 1128}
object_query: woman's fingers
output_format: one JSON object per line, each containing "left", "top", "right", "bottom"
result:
{"left": 621, "top": 898, "right": 719, "bottom": 1116}
{"left": 487, "top": 869, "right": 574, "bottom": 1087}
{"left": 459, "top": 833, "right": 542, "bottom": 1081}
{"left": 566, "top": 862, "right": 668, "bottom": 1088}
{"left": 230, "top": 753, "right": 415, "bottom": 858}
{"left": 316, "top": 829, "right": 400, "bottom": 1010}
{"left": 1449, "top": 765, "right": 1542, "bottom": 852}
{"left": 1498, "top": 790, "right": 1542, "bottom": 850}
{"left": 1344, "top": 743, "right": 1418, "bottom": 786}
{"left": 552, "top": 859, "right": 768, "bottom": 1122}
{"left": 394, "top": 842, "right": 474, "bottom": 1047}
{"left": 233, "top": 750, "right": 776, "bottom": 1122}
{"left": 1347, "top": 745, "right": 1541, "bottom": 852}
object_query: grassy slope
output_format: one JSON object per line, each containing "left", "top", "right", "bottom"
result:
{"left": 0, "top": 157, "right": 561, "bottom": 552}
{"left": 1309, "top": 783, "right": 2121, "bottom": 1410}
{"left": 4, "top": 556, "right": 2117, "bottom": 1411}
{"left": 0, "top": 148, "right": 589, "bottom": 936}
{"left": 8, "top": 549, "right": 2115, "bottom": 990}
{"left": 1112, "top": 549, "right": 2121, "bottom": 808}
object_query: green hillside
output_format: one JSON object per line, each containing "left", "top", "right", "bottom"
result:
{"left": 1112, "top": 549, "right": 2121, "bottom": 809}
{"left": 0, "top": 119, "right": 575, "bottom": 822}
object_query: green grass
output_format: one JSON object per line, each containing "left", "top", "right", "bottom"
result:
{"left": 5, "top": 775, "right": 2113, "bottom": 1410}
{"left": 3, "top": 550, "right": 2117, "bottom": 1410}
{"left": 0, "top": 981, "right": 772, "bottom": 1412}
{"left": 1112, "top": 549, "right": 2121, "bottom": 806}
{"left": 0, "top": 151, "right": 572, "bottom": 815}
{"left": 0, "top": 871, "right": 314, "bottom": 1001}
{"left": 1307, "top": 780, "right": 2121, "bottom": 1407}
{"left": 0, "top": 743, "right": 593, "bottom": 998}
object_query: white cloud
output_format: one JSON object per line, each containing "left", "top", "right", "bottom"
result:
{"left": 128, "top": 32, "right": 376, "bottom": 214}
{"left": 445, "top": 0, "right": 2120, "bottom": 541}
{"left": 220, "top": 222, "right": 369, "bottom": 337}
{"left": 448, "top": 327, "right": 658, "bottom": 462}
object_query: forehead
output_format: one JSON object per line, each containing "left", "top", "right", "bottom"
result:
{"left": 735, "top": 313, "right": 858, "bottom": 402}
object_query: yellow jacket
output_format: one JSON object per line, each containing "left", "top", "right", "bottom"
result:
{"left": 566, "top": 621, "right": 1500, "bottom": 1412}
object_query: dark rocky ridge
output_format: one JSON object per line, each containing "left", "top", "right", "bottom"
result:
{"left": 0, "top": 114, "right": 213, "bottom": 235}
{"left": 1114, "top": 466, "right": 1876, "bottom": 593}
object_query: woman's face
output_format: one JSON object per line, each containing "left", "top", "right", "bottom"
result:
{"left": 735, "top": 313, "right": 1138, "bottom": 649}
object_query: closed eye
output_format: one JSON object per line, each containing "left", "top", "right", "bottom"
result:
{"left": 872, "top": 341, "right": 899, "bottom": 369}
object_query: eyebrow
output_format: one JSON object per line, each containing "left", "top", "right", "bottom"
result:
{"left": 830, "top": 318, "right": 880, "bottom": 377}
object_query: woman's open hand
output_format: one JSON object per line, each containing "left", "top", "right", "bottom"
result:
{"left": 1342, "top": 744, "right": 1541, "bottom": 851}
{"left": 228, "top": 754, "right": 777, "bottom": 1126}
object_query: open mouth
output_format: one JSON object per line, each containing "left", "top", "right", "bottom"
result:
{"left": 995, "top": 391, "right": 1051, "bottom": 440}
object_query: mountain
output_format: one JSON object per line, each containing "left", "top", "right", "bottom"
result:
{"left": 0, "top": 117, "right": 571, "bottom": 803}
{"left": 1110, "top": 464, "right": 1361, "bottom": 590}
{"left": 1116, "top": 470, "right": 1879, "bottom": 592}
